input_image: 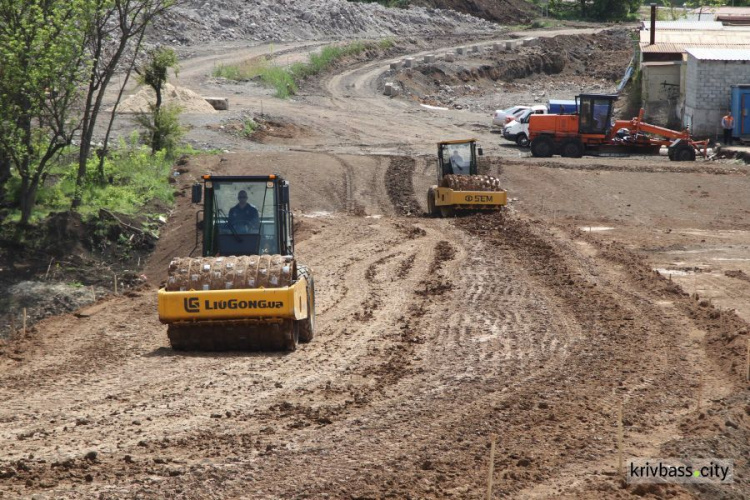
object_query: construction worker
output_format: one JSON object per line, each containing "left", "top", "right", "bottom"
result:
{"left": 722, "top": 111, "right": 734, "bottom": 146}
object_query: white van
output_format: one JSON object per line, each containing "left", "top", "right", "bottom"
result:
{"left": 502, "top": 105, "right": 547, "bottom": 147}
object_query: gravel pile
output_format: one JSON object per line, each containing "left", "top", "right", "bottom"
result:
{"left": 153, "top": 0, "right": 501, "bottom": 45}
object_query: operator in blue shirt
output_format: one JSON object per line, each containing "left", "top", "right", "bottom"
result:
{"left": 228, "top": 190, "right": 259, "bottom": 232}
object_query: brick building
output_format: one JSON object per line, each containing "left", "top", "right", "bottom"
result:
{"left": 683, "top": 48, "right": 750, "bottom": 137}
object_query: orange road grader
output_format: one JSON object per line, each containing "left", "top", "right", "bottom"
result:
{"left": 426, "top": 139, "right": 507, "bottom": 217}
{"left": 528, "top": 94, "right": 709, "bottom": 161}
{"left": 157, "top": 175, "right": 315, "bottom": 351}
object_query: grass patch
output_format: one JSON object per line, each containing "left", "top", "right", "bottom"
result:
{"left": 260, "top": 66, "right": 298, "bottom": 99}
{"left": 216, "top": 40, "right": 391, "bottom": 99}
{"left": 213, "top": 56, "right": 271, "bottom": 81}
{"left": 379, "top": 38, "right": 395, "bottom": 50}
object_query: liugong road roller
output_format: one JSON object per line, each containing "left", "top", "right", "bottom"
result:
{"left": 426, "top": 139, "right": 507, "bottom": 217}
{"left": 157, "top": 174, "right": 315, "bottom": 351}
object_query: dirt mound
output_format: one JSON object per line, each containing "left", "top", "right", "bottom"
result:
{"left": 118, "top": 83, "right": 217, "bottom": 114}
{"left": 386, "top": 156, "right": 422, "bottom": 216}
{"left": 155, "top": 0, "right": 500, "bottom": 45}
{"left": 395, "top": 29, "right": 632, "bottom": 113}
{"left": 414, "top": 0, "right": 535, "bottom": 24}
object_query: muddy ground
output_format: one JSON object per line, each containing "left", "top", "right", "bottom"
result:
{"left": 1, "top": 21, "right": 748, "bottom": 500}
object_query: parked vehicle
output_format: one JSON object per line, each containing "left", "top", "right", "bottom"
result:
{"left": 528, "top": 94, "right": 709, "bottom": 160}
{"left": 492, "top": 105, "right": 530, "bottom": 129}
{"left": 502, "top": 105, "right": 548, "bottom": 147}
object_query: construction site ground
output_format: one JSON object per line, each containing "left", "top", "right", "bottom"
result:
{"left": 1, "top": 27, "right": 749, "bottom": 500}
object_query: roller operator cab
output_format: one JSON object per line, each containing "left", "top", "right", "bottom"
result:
{"left": 157, "top": 174, "right": 315, "bottom": 352}
{"left": 193, "top": 175, "right": 294, "bottom": 258}
{"left": 426, "top": 139, "right": 507, "bottom": 218}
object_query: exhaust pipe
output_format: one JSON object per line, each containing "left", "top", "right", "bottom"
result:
{"left": 650, "top": 3, "right": 656, "bottom": 46}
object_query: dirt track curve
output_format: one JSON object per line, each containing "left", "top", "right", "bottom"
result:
{"left": 1, "top": 30, "right": 749, "bottom": 499}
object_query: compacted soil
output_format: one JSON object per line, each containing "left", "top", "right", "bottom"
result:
{"left": 1, "top": 21, "right": 748, "bottom": 500}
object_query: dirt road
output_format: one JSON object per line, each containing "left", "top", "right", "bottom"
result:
{"left": 1, "top": 29, "right": 748, "bottom": 499}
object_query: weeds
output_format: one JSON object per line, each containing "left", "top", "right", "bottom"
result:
{"left": 242, "top": 118, "right": 259, "bottom": 137}
{"left": 213, "top": 56, "right": 270, "bottom": 81}
{"left": 379, "top": 38, "right": 395, "bottom": 50}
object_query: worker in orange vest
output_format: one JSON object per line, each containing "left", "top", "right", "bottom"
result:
{"left": 722, "top": 112, "right": 734, "bottom": 146}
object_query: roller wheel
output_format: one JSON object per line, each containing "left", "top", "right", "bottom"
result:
{"left": 439, "top": 206, "right": 455, "bottom": 218}
{"left": 427, "top": 187, "right": 439, "bottom": 217}
{"left": 560, "top": 139, "right": 584, "bottom": 158}
{"left": 167, "top": 325, "right": 194, "bottom": 351}
{"left": 516, "top": 133, "right": 530, "bottom": 148}
{"left": 671, "top": 144, "right": 695, "bottom": 162}
{"left": 297, "top": 267, "right": 315, "bottom": 343}
{"left": 530, "top": 136, "right": 554, "bottom": 158}
{"left": 283, "top": 323, "right": 299, "bottom": 352}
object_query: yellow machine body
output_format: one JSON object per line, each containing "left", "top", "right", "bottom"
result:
{"left": 158, "top": 277, "right": 309, "bottom": 323}
{"left": 434, "top": 187, "right": 507, "bottom": 208}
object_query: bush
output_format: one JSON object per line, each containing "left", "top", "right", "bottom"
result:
{"left": 134, "top": 103, "right": 184, "bottom": 160}
{"left": 1, "top": 136, "right": 178, "bottom": 224}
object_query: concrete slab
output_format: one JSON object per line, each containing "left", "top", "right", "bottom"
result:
{"left": 204, "top": 97, "right": 229, "bottom": 110}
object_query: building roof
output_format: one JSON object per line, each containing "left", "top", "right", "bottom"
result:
{"left": 716, "top": 7, "right": 750, "bottom": 16}
{"left": 639, "top": 30, "right": 750, "bottom": 45}
{"left": 642, "top": 21, "right": 724, "bottom": 31}
{"left": 685, "top": 48, "right": 750, "bottom": 61}
{"left": 641, "top": 42, "right": 750, "bottom": 54}
{"left": 641, "top": 61, "right": 682, "bottom": 67}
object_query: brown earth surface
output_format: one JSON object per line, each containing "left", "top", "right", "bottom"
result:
{"left": 1, "top": 25, "right": 749, "bottom": 500}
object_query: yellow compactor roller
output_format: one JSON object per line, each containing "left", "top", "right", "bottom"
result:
{"left": 427, "top": 139, "right": 507, "bottom": 217}
{"left": 157, "top": 175, "right": 315, "bottom": 351}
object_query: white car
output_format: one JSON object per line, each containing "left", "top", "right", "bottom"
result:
{"left": 502, "top": 105, "right": 548, "bottom": 147}
{"left": 492, "top": 105, "right": 530, "bottom": 129}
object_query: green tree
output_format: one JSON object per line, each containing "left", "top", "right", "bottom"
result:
{"left": 590, "top": 0, "right": 642, "bottom": 20}
{"left": 134, "top": 47, "right": 183, "bottom": 157}
{"left": 72, "top": 0, "right": 175, "bottom": 210}
{"left": 0, "top": 0, "right": 91, "bottom": 225}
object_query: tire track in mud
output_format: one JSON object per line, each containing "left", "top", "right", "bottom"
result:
{"left": 453, "top": 212, "right": 748, "bottom": 497}
{"left": 325, "top": 153, "right": 359, "bottom": 215}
